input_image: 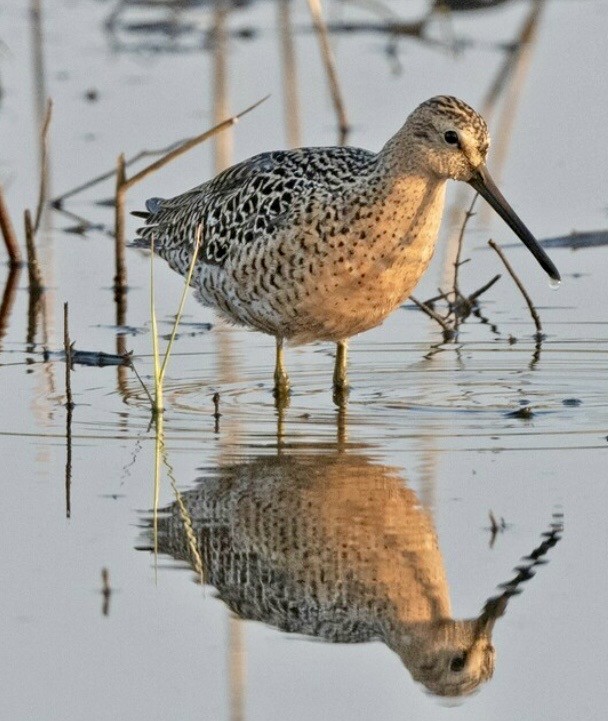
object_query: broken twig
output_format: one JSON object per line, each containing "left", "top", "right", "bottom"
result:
{"left": 410, "top": 295, "right": 455, "bottom": 339}
{"left": 123, "top": 95, "right": 269, "bottom": 191}
{"left": 0, "top": 186, "right": 22, "bottom": 266}
{"left": 488, "top": 239, "right": 542, "bottom": 337}
{"left": 453, "top": 193, "right": 479, "bottom": 299}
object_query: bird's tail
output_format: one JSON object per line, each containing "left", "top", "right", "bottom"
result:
{"left": 130, "top": 197, "right": 166, "bottom": 250}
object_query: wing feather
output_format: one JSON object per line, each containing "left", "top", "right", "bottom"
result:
{"left": 132, "top": 146, "right": 376, "bottom": 269}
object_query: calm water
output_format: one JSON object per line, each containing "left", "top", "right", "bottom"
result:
{"left": 2, "top": 1, "right": 608, "bottom": 719}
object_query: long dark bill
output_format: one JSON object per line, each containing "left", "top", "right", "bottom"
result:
{"left": 468, "top": 164, "right": 560, "bottom": 282}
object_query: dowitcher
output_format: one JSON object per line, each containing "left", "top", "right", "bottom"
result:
{"left": 134, "top": 96, "right": 559, "bottom": 398}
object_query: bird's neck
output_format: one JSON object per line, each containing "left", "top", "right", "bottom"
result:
{"left": 376, "top": 128, "right": 439, "bottom": 181}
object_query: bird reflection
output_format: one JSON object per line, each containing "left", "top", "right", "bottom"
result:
{"left": 146, "top": 451, "right": 561, "bottom": 697}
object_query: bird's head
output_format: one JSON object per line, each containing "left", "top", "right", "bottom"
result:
{"left": 405, "top": 95, "right": 490, "bottom": 181}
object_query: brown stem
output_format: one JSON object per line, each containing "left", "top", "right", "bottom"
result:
{"left": 0, "top": 186, "right": 22, "bottom": 266}
{"left": 63, "top": 301, "right": 74, "bottom": 411}
{"left": 34, "top": 98, "right": 53, "bottom": 233}
{"left": 51, "top": 96, "right": 268, "bottom": 207}
{"left": 307, "top": 0, "right": 350, "bottom": 144}
{"left": 0, "top": 266, "right": 22, "bottom": 348}
{"left": 488, "top": 239, "right": 542, "bottom": 336}
{"left": 24, "top": 209, "right": 44, "bottom": 291}
{"left": 467, "top": 274, "right": 502, "bottom": 303}
{"left": 278, "top": 0, "right": 302, "bottom": 149}
{"left": 410, "top": 295, "right": 453, "bottom": 334}
{"left": 64, "top": 301, "right": 74, "bottom": 519}
{"left": 114, "top": 154, "right": 127, "bottom": 297}
{"left": 123, "top": 95, "right": 269, "bottom": 191}
{"left": 453, "top": 193, "right": 478, "bottom": 300}
{"left": 51, "top": 141, "right": 188, "bottom": 207}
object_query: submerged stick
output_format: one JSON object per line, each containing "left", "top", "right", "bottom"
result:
{"left": 488, "top": 239, "right": 543, "bottom": 337}
{"left": 0, "top": 186, "right": 22, "bottom": 266}
{"left": 307, "top": 0, "right": 350, "bottom": 144}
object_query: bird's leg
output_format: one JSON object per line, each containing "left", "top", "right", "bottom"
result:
{"left": 273, "top": 336, "right": 290, "bottom": 403}
{"left": 332, "top": 340, "right": 349, "bottom": 405}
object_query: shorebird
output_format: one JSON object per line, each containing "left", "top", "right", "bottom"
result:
{"left": 134, "top": 96, "right": 559, "bottom": 399}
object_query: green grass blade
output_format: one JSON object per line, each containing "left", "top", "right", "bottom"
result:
{"left": 158, "top": 225, "right": 202, "bottom": 384}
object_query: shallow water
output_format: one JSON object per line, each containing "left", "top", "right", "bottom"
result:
{"left": 2, "top": 0, "right": 608, "bottom": 719}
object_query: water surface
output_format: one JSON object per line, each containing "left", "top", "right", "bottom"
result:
{"left": 1, "top": 1, "right": 608, "bottom": 719}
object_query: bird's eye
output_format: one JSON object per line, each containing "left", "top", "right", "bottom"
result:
{"left": 444, "top": 130, "right": 459, "bottom": 146}
{"left": 449, "top": 654, "right": 467, "bottom": 672}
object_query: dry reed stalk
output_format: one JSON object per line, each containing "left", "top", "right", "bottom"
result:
{"left": 0, "top": 266, "right": 22, "bottom": 347}
{"left": 488, "top": 239, "right": 543, "bottom": 336}
{"left": 34, "top": 98, "right": 53, "bottom": 233}
{"left": 467, "top": 274, "right": 502, "bottom": 303}
{"left": 122, "top": 96, "right": 268, "bottom": 192}
{"left": 24, "top": 209, "right": 44, "bottom": 291}
{"left": 0, "top": 186, "right": 22, "bottom": 266}
{"left": 113, "top": 98, "right": 267, "bottom": 307}
{"left": 52, "top": 96, "right": 267, "bottom": 207}
{"left": 211, "top": 3, "right": 232, "bottom": 174}
{"left": 278, "top": 0, "right": 302, "bottom": 149}
{"left": 64, "top": 301, "right": 74, "bottom": 519}
{"left": 114, "top": 153, "right": 128, "bottom": 295}
{"left": 306, "top": 0, "right": 350, "bottom": 144}
{"left": 452, "top": 193, "right": 478, "bottom": 299}
{"left": 52, "top": 139, "right": 189, "bottom": 207}
{"left": 409, "top": 295, "right": 454, "bottom": 336}
{"left": 63, "top": 302, "right": 74, "bottom": 410}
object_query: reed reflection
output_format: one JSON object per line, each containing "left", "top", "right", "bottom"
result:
{"left": 145, "top": 450, "right": 561, "bottom": 697}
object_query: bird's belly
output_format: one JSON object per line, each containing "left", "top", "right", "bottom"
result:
{"left": 292, "top": 261, "right": 422, "bottom": 343}
{"left": 290, "top": 227, "right": 439, "bottom": 343}
{"left": 195, "top": 258, "right": 416, "bottom": 344}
